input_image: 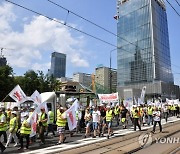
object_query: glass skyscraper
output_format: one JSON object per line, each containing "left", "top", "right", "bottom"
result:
{"left": 50, "top": 52, "right": 66, "bottom": 78}
{"left": 117, "top": 0, "right": 178, "bottom": 99}
{"left": 117, "top": 0, "right": 173, "bottom": 86}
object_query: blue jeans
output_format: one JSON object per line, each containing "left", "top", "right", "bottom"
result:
{"left": 93, "top": 122, "right": 98, "bottom": 130}
{"left": 148, "top": 115, "right": 153, "bottom": 125}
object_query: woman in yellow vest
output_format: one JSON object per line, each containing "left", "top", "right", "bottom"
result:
{"left": 56, "top": 107, "right": 67, "bottom": 144}
{"left": 5, "top": 111, "right": 18, "bottom": 147}
{"left": 18, "top": 113, "right": 31, "bottom": 150}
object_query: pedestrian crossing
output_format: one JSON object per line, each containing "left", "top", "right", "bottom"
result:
{"left": 24, "top": 117, "right": 180, "bottom": 154}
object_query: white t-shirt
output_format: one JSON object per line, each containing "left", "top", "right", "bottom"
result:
{"left": 153, "top": 111, "right": 161, "bottom": 121}
{"left": 92, "top": 110, "right": 101, "bottom": 122}
{"left": 163, "top": 106, "right": 168, "bottom": 112}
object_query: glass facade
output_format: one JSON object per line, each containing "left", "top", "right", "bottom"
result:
{"left": 50, "top": 52, "right": 66, "bottom": 78}
{"left": 117, "top": 0, "right": 174, "bottom": 87}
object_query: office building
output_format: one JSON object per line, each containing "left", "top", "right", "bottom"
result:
{"left": 95, "top": 66, "right": 117, "bottom": 93}
{"left": 49, "top": 52, "right": 66, "bottom": 78}
{"left": 116, "top": 0, "right": 179, "bottom": 99}
{"left": 73, "top": 72, "right": 92, "bottom": 88}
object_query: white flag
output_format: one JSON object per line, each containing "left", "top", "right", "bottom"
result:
{"left": 65, "top": 99, "right": 79, "bottom": 131}
{"left": 9, "top": 85, "right": 27, "bottom": 103}
{"left": 27, "top": 110, "right": 37, "bottom": 137}
{"left": 134, "top": 97, "right": 137, "bottom": 105}
{"left": 66, "top": 105, "right": 77, "bottom": 131}
{"left": 31, "top": 90, "right": 42, "bottom": 104}
{"left": 140, "top": 86, "right": 146, "bottom": 103}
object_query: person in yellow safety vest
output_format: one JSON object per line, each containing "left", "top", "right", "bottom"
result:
{"left": 132, "top": 105, "right": 141, "bottom": 131}
{"left": 5, "top": 111, "right": 18, "bottom": 147}
{"left": 120, "top": 106, "right": 128, "bottom": 129}
{"left": 103, "top": 106, "right": 114, "bottom": 139}
{"left": 0, "top": 108, "right": 8, "bottom": 144}
{"left": 138, "top": 105, "right": 144, "bottom": 125}
{"left": 172, "top": 105, "right": 176, "bottom": 116}
{"left": 147, "top": 105, "right": 154, "bottom": 125}
{"left": 38, "top": 108, "right": 48, "bottom": 145}
{"left": 45, "top": 110, "right": 55, "bottom": 137}
{"left": 5, "top": 108, "right": 11, "bottom": 129}
{"left": 56, "top": 107, "right": 67, "bottom": 145}
{"left": 18, "top": 113, "right": 31, "bottom": 150}
{"left": 114, "top": 104, "right": 120, "bottom": 126}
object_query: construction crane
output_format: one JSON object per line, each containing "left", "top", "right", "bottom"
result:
{"left": 0, "top": 47, "right": 15, "bottom": 58}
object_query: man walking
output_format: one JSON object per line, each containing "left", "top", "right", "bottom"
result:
{"left": 152, "top": 107, "right": 162, "bottom": 133}
{"left": 38, "top": 108, "right": 48, "bottom": 145}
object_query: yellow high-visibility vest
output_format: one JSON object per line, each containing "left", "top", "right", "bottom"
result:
{"left": 56, "top": 110, "right": 67, "bottom": 127}
{"left": 114, "top": 107, "right": 120, "bottom": 115}
{"left": 106, "top": 110, "right": 113, "bottom": 122}
{"left": 20, "top": 120, "right": 31, "bottom": 135}
{"left": 147, "top": 107, "right": 153, "bottom": 115}
{"left": 9, "top": 117, "right": 18, "bottom": 132}
{"left": 132, "top": 109, "right": 139, "bottom": 118}
{"left": 39, "top": 113, "right": 48, "bottom": 127}
{"left": 48, "top": 111, "right": 54, "bottom": 124}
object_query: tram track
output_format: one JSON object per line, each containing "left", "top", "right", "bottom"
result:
{"left": 56, "top": 120, "right": 180, "bottom": 154}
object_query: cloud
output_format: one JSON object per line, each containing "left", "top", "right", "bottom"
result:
{"left": 31, "top": 62, "right": 51, "bottom": 72}
{"left": 0, "top": 3, "right": 16, "bottom": 32}
{"left": 0, "top": 2, "right": 89, "bottom": 74}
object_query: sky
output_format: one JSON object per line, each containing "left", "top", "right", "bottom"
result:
{"left": 0, "top": 0, "right": 180, "bottom": 85}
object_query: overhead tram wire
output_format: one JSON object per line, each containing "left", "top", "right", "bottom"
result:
{"left": 4, "top": 0, "right": 139, "bottom": 57}
{"left": 47, "top": 0, "right": 180, "bottom": 68}
{"left": 165, "top": 0, "right": 180, "bottom": 17}
{"left": 47, "top": 0, "right": 149, "bottom": 53}
{"left": 5, "top": 0, "right": 180, "bottom": 73}
{"left": 47, "top": 0, "right": 180, "bottom": 71}
{"left": 175, "top": 0, "right": 180, "bottom": 7}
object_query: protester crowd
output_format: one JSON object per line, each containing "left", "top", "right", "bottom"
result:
{"left": 0, "top": 99, "right": 179, "bottom": 153}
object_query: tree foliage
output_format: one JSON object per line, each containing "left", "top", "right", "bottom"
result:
{"left": 0, "top": 65, "right": 15, "bottom": 101}
{"left": 0, "top": 65, "right": 61, "bottom": 101}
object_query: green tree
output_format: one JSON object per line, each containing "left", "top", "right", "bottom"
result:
{"left": 0, "top": 65, "right": 15, "bottom": 101}
{"left": 22, "top": 70, "right": 40, "bottom": 96}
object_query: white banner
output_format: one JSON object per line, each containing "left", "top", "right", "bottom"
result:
{"left": 9, "top": 85, "right": 27, "bottom": 103}
{"left": 98, "top": 92, "right": 119, "bottom": 103}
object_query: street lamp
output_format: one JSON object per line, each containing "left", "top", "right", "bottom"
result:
{"left": 109, "top": 48, "right": 117, "bottom": 93}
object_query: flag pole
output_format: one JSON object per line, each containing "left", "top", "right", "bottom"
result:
{"left": 1, "top": 94, "right": 9, "bottom": 103}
